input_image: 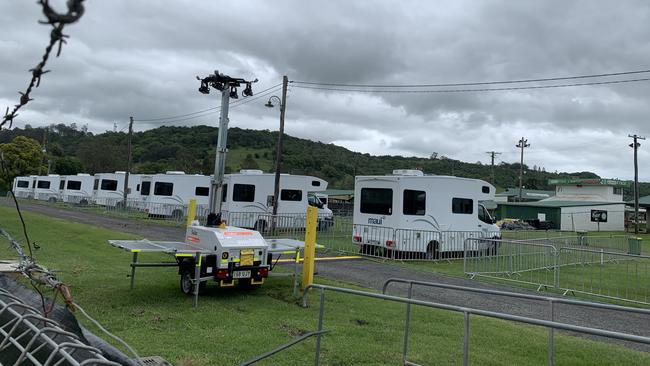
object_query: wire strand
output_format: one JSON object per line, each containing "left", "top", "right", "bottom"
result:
{"left": 291, "top": 68, "right": 650, "bottom": 88}
{"left": 291, "top": 77, "right": 650, "bottom": 94}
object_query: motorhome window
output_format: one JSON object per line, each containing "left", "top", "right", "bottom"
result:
{"left": 281, "top": 189, "right": 302, "bottom": 201}
{"left": 452, "top": 198, "right": 473, "bottom": 214}
{"left": 17, "top": 180, "right": 29, "bottom": 188}
{"left": 37, "top": 181, "right": 50, "bottom": 189}
{"left": 360, "top": 188, "right": 393, "bottom": 215}
{"left": 233, "top": 184, "right": 255, "bottom": 202}
{"left": 67, "top": 180, "right": 82, "bottom": 190}
{"left": 59, "top": 180, "right": 65, "bottom": 190}
{"left": 482, "top": 186, "right": 490, "bottom": 194}
{"left": 222, "top": 184, "right": 227, "bottom": 202}
{"left": 154, "top": 182, "right": 174, "bottom": 196}
{"left": 403, "top": 190, "right": 426, "bottom": 216}
{"left": 141, "top": 181, "right": 151, "bottom": 196}
{"left": 311, "top": 180, "right": 321, "bottom": 187}
{"left": 101, "top": 179, "right": 118, "bottom": 191}
{"left": 195, "top": 186, "right": 209, "bottom": 196}
{"left": 614, "top": 187, "right": 623, "bottom": 195}
{"left": 478, "top": 204, "right": 492, "bottom": 224}
{"left": 93, "top": 179, "right": 99, "bottom": 190}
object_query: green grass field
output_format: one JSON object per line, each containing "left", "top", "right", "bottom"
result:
{"left": 1, "top": 206, "right": 650, "bottom": 365}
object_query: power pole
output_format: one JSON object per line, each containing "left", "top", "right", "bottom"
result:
{"left": 38, "top": 128, "right": 48, "bottom": 175}
{"left": 516, "top": 137, "right": 530, "bottom": 202}
{"left": 272, "top": 76, "right": 289, "bottom": 221}
{"left": 122, "top": 116, "right": 134, "bottom": 207}
{"left": 197, "top": 70, "right": 257, "bottom": 220}
{"left": 486, "top": 151, "right": 501, "bottom": 184}
{"left": 629, "top": 134, "right": 645, "bottom": 235}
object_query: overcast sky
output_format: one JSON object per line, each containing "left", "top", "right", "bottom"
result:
{"left": 2, "top": 1, "right": 650, "bottom": 180}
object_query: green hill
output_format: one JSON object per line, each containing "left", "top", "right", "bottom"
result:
{"left": 0, "top": 123, "right": 638, "bottom": 196}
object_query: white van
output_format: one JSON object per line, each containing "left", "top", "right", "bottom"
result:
{"left": 138, "top": 172, "right": 211, "bottom": 218}
{"left": 352, "top": 170, "right": 500, "bottom": 258}
{"left": 61, "top": 173, "right": 94, "bottom": 204}
{"left": 92, "top": 172, "right": 142, "bottom": 207}
{"left": 12, "top": 176, "right": 37, "bottom": 199}
{"left": 221, "top": 170, "right": 333, "bottom": 230}
{"left": 33, "top": 175, "right": 62, "bottom": 202}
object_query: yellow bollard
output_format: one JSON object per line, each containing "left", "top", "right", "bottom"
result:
{"left": 301, "top": 206, "right": 318, "bottom": 290}
{"left": 186, "top": 199, "right": 197, "bottom": 227}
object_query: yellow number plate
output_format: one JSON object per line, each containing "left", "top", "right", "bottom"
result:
{"left": 240, "top": 249, "right": 254, "bottom": 266}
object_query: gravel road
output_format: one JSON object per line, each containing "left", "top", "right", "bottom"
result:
{"left": 3, "top": 198, "right": 649, "bottom": 353}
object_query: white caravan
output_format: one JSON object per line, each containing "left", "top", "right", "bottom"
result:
{"left": 352, "top": 170, "right": 500, "bottom": 258}
{"left": 92, "top": 172, "right": 142, "bottom": 207}
{"left": 12, "top": 176, "right": 37, "bottom": 199}
{"left": 33, "top": 175, "right": 63, "bottom": 202}
{"left": 221, "top": 170, "right": 333, "bottom": 230}
{"left": 60, "top": 173, "right": 94, "bottom": 204}
{"left": 138, "top": 172, "right": 211, "bottom": 217}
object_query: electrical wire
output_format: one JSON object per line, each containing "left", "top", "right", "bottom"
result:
{"left": 291, "top": 77, "right": 650, "bottom": 94}
{"left": 73, "top": 302, "right": 146, "bottom": 366}
{"left": 291, "top": 68, "right": 650, "bottom": 88}
{"left": 133, "top": 82, "right": 283, "bottom": 123}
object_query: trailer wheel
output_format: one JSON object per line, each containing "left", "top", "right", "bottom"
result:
{"left": 254, "top": 219, "right": 267, "bottom": 233}
{"left": 490, "top": 236, "right": 500, "bottom": 256}
{"left": 171, "top": 209, "right": 184, "bottom": 220}
{"left": 239, "top": 278, "right": 261, "bottom": 289}
{"left": 425, "top": 241, "right": 440, "bottom": 260}
{"left": 179, "top": 268, "right": 206, "bottom": 295}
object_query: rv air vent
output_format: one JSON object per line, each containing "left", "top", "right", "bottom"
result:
{"left": 165, "top": 171, "right": 186, "bottom": 175}
{"left": 392, "top": 169, "right": 424, "bottom": 176}
{"left": 240, "top": 169, "right": 264, "bottom": 175}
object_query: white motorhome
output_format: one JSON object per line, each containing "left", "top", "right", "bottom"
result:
{"left": 12, "top": 176, "right": 37, "bottom": 199}
{"left": 33, "top": 175, "right": 62, "bottom": 202}
{"left": 221, "top": 170, "right": 333, "bottom": 230}
{"left": 92, "top": 172, "right": 142, "bottom": 207}
{"left": 352, "top": 170, "right": 500, "bottom": 258}
{"left": 138, "top": 172, "right": 211, "bottom": 217}
{"left": 60, "top": 173, "right": 94, "bottom": 204}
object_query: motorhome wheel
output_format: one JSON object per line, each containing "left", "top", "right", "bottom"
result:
{"left": 254, "top": 219, "right": 267, "bottom": 233}
{"left": 48, "top": 197, "right": 57, "bottom": 203}
{"left": 79, "top": 199, "right": 89, "bottom": 206}
{"left": 426, "top": 241, "right": 440, "bottom": 260}
{"left": 171, "top": 209, "right": 184, "bottom": 220}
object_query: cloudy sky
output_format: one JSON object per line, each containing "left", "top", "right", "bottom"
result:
{"left": 2, "top": 1, "right": 650, "bottom": 180}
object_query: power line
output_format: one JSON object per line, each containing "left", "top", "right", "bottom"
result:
{"left": 292, "top": 68, "right": 650, "bottom": 88}
{"left": 291, "top": 77, "right": 650, "bottom": 94}
{"left": 133, "top": 83, "right": 282, "bottom": 122}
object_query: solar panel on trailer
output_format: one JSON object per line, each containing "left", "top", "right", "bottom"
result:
{"left": 108, "top": 239, "right": 204, "bottom": 253}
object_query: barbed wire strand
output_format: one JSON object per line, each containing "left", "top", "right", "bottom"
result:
{"left": 0, "top": 0, "right": 85, "bottom": 130}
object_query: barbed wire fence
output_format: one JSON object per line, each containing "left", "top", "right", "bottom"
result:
{"left": 0, "top": 0, "right": 85, "bottom": 131}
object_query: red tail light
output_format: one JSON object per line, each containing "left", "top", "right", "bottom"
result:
{"left": 353, "top": 235, "right": 362, "bottom": 242}
{"left": 216, "top": 269, "right": 229, "bottom": 280}
{"left": 386, "top": 240, "right": 394, "bottom": 248}
{"left": 258, "top": 267, "right": 269, "bottom": 278}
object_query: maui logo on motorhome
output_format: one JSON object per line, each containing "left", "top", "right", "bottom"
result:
{"left": 368, "top": 216, "right": 385, "bottom": 225}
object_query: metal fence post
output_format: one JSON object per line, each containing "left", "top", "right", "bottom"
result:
{"left": 193, "top": 252, "right": 201, "bottom": 308}
{"left": 548, "top": 299, "right": 555, "bottom": 366}
{"left": 129, "top": 251, "right": 139, "bottom": 290}
{"left": 315, "top": 288, "right": 325, "bottom": 366}
{"left": 463, "top": 311, "right": 470, "bottom": 366}
{"left": 402, "top": 282, "right": 413, "bottom": 364}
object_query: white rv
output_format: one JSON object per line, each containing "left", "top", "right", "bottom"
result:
{"left": 221, "top": 170, "right": 333, "bottom": 230}
{"left": 352, "top": 170, "right": 500, "bottom": 258}
{"left": 138, "top": 172, "right": 211, "bottom": 218}
{"left": 12, "top": 176, "right": 37, "bottom": 199}
{"left": 60, "top": 173, "right": 94, "bottom": 204}
{"left": 33, "top": 175, "right": 62, "bottom": 202}
{"left": 92, "top": 172, "right": 142, "bottom": 207}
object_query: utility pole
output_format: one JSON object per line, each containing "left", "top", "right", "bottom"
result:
{"left": 38, "top": 128, "right": 48, "bottom": 175}
{"left": 197, "top": 70, "right": 257, "bottom": 221}
{"left": 629, "top": 134, "right": 645, "bottom": 235}
{"left": 271, "top": 76, "right": 289, "bottom": 221}
{"left": 516, "top": 137, "right": 530, "bottom": 202}
{"left": 122, "top": 116, "right": 134, "bottom": 207}
{"left": 486, "top": 151, "right": 501, "bottom": 184}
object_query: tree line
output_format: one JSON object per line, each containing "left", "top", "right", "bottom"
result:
{"left": 0, "top": 123, "right": 644, "bottom": 200}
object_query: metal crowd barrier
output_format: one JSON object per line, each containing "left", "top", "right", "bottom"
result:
{"left": 0, "top": 289, "right": 121, "bottom": 366}
{"left": 300, "top": 283, "right": 650, "bottom": 366}
{"left": 381, "top": 278, "right": 650, "bottom": 366}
